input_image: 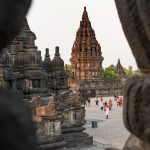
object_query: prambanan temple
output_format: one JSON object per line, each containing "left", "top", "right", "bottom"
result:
{"left": 69, "top": 7, "right": 126, "bottom": 97}
{"left": 0, "top": 7, "right": 126, "bottom": 149}
{"left": 0, "top": 18, "right": 68, "bottom": 99}
{"left": 0, "top": 9, "right": 93, "bottom": 150}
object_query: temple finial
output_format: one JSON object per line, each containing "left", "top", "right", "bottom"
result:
{"left": 117, "top": 58, "right": 121, "bottom": 65}
{"left": 55, "top": 46, "right": 60, "bottom": 56}
{"left": 46, "top": 48, "right": 49, "bottom": 55}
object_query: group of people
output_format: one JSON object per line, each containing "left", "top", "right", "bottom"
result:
{"left": 114, "top": 94, "right": 123, "bottom": 107}
{"left": 96, "top": 97, "right": 113, "bottom": 119}
{"left": 86, "top": 95, "right": 123, "bottom": 119}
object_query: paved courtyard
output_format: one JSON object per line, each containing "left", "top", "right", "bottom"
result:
{"left": 71, "top": 97, "right": 130, "bottom": 150}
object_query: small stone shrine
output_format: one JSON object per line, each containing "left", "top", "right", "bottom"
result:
{"left": 43, "top": 47, "right": 68, "bottom": 94}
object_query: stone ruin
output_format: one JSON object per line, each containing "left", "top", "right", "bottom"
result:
{"left": 1, "top": 0, "right": 150, "bottom": 150}
{"left": 0, "top": 17, "right": 93, "bottom": 149}
{"left": 26, "top": 91, "right": 92, "bottom": 149}
{"left": 0, "top": 19, "right": 68, "bottom": 99}
{"left": 69, "top": 7, "right": 127, "bottom": 98}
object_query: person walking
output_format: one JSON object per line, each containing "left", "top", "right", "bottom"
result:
{"left": 117, "top": 97, "right": 120, "bottom": 107}
{"left": 95, "top": 98, "right": 98, "bottom": 106}
{"left": 104, "top": 101, "right": 107, "bottom": 111}
{"left": 87, "top": 98, "right": 91, "bottom": 107}
{"left": 119, "top": 96, "right": 123, "bottom": 107}
{"left": 105, "top": 105, "right": 109, "bottom": 119}
{"left": 108, "top": 99, "right": 113, "bottom": 110}
{"left": 99, "top": 98, "right": 104, "bottom": 110}
{"left": 114, "top": 94, "right": 117, "bottom": 101}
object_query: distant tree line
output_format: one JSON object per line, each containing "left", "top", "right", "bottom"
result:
{"left": 103, "top": 64, "right": 141, "bottom": 80}
{"left": 64, "top": 64, "right": 141, "bottom": 80}
{"left": 102, "top": 64, "right": 118, "bottom": 80}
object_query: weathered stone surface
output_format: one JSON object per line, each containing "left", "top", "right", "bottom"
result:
{"left": 69, "top": 7, "right": 125, "bottom": 96}
{"left": 0, "top": 88, "right": 36, "bottom": 150}
{"left": 0, "top": 0, "right": 32, "bottom": 50}
{"left": 27, "top": 95, "right": 66, "bottom": 150}
{"left": 123, "top": 76, "right": 150, "bottom": 143}
{"left": 79, "top": 78, "right": 123, "bottom": 98}
{"left": 122, "top": 134, "right": 150, "bottom": 150}
{"left": 0, "top": 1, "right": 38, "bottom": 149}
{"left": 115, "top": 0, "right": 150, "bottom": 149}
{"left": 70, "top": 7, "right": 104, "bottom": 80}
{"left": 62, "top": 132, "right": 93, "bottom": 148}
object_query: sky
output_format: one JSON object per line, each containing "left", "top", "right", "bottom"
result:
{"left": 27, "top": 0, "right": 138, "bottom": 69}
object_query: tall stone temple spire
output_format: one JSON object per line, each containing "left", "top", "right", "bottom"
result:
{"left": 70, "top": 7, "right": 104, "bottom": 80}
{"left": 43, "top": 48, "right": 52, "bottom": 73}
{"left": 116, "top": 58, "right": 126, "bottom": 79}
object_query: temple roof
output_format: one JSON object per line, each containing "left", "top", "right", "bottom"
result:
{"left": 116, "top": 58, "right": 126, "bottom": 75}
{"left": 80, "top": 6, "right": 91, "bottom": 28}
{"left": 70, "top": 7, "right": 104, "bottom": 80}
{"left": 71, "top": 7, "right": 103, "bottom": 60}
{"left": 52, "top": 47, "right": 64, "bottom": 71}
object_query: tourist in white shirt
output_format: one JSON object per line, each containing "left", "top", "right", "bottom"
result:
{"left": 105, "top": 105, "right": 109, "bottom": 119}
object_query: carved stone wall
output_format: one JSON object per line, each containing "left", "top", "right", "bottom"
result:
{"left": 69, "top": 7, "right": 126, "bottom": 96}
{"left": 70, "top": 7, "right": 104, "bottom": 81}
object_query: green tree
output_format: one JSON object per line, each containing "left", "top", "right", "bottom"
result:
{"left": 64, "top": 64, "right": 72, "bottom": 72}
{"left": 124, "top": 66, "right": 141, "bottom": 77}
{"left": 106, "top": 64, "right": 116, "bottom": 71}
{"left": 103, "top": 66, "right": 119, "bottom": 80}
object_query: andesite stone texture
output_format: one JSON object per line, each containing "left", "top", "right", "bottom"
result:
{"left": 0, "top": 0, "right": 32, "bottom": 50}
{"left": 115, "top": 0, "right": 150, "bottom": 149}
{"left": 0, "top": 0, "right": 37, "bottom": 150}
{"left": 0, "top": 17, "right": 92, "bottom": 149}
{"left": 0, "top": 88, "right": 37, "bottom": 150}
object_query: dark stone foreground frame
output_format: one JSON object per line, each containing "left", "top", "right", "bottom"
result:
{"left": 0, "top": 1, "right": 37, "bottom": 150}
{"left": 115, "top": 0, "right": 150, "bottom": 149}
{"left": 0, "top": 0, "right": 32, "bottom": 50}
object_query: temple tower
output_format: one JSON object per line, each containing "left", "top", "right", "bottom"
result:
{"left": 43, "top": 48, "right": 52, "bottom": 73}
{"left": 51, "top": 46, "right": 68, "bottom": 93}
{"left": 116, "top": 58, "right": 126, "bottom": 79}
{"left": 70, "top": 7, "right": 104, "bottom": 81}
{"left": 0, "top": 19, "right": 48, "bottom": 98}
